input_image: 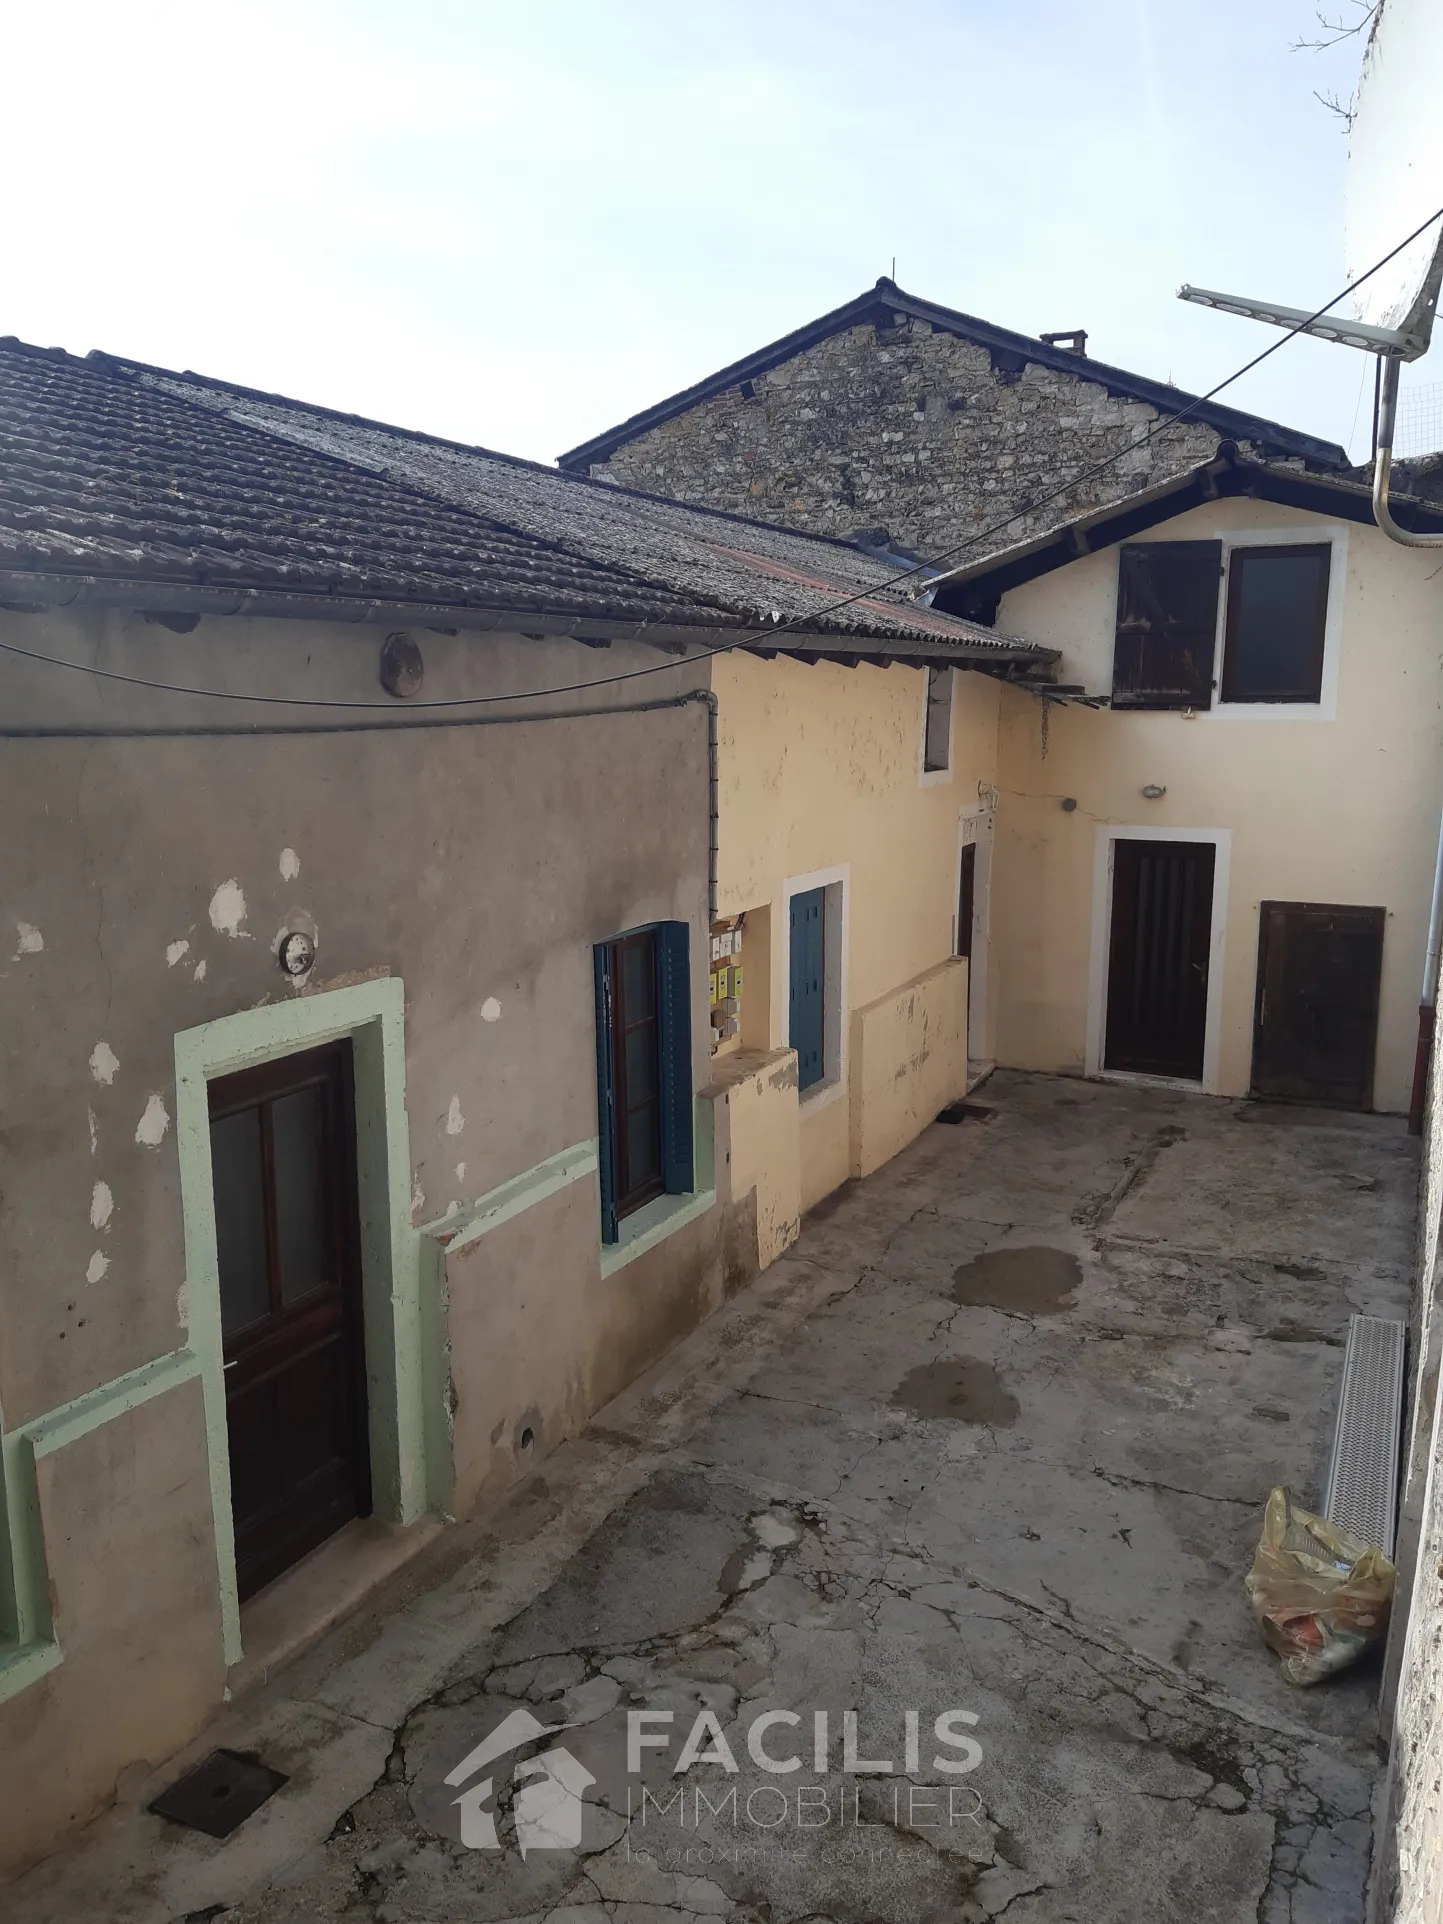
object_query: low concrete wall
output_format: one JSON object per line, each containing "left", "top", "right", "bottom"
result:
{"left": 0, "top": 1378, "right": 226, "bottom": 1865}
{"left": 710, "top": 1047, "right": 801, "bottom": 1282}
{"left": 849, "top": 957, "right": 969, "bottom": 1181}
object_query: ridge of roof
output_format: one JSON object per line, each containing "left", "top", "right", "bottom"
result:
{"left": 554, "top": 279, "right": 1350, "bottom": 474}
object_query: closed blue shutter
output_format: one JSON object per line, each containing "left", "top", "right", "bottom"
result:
{"left": 790, "top": 888, "right": 825, "bottom": 1092}
{"left": 593, "top": 943, "right": 619, "bottom": 1244}
{"left": 655, "top": 921, "right": 694, "bottom": 1195}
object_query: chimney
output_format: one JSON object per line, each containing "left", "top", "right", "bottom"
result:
{"left": 1040, "top": 329, "right": 1088, "bottom": 356}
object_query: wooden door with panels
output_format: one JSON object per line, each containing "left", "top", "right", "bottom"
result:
{"left": 208, "top": 1040, "right": 370, "bottom": 1600}
{"left": 1104, "top": 839, "right": 1216, "bottom": 1081}
{"left": 1251, "top": 902, "right": 1385, "bottom": 1109}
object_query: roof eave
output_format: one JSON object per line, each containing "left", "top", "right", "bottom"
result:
{"left": 929, "top": 453, "right": 1443, "bottom": 621}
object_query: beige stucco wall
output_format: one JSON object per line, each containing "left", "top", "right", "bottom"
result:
{"left": 712, "top": 650, "right": 998, "bottom": 1208}
{"left": 709, "top": 1046, "right": 802, "bottom": 1275}
{"left": 988, "top": 497, "right": 1443, "bottom": 1112}
{"left": 851, "top": 956, "right": 969, "bottom": 1180}
{"left": 0, "top": 606, "right": 719, "bottom": 1874}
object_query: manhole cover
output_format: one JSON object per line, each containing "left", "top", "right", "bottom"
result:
{"left": 149, "top": 1748, "right": 288, "bottom": 1838}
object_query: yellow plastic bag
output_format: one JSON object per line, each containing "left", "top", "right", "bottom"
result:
{"left": 1243, "top": 1486, "right": 1394, "bottom": 1686}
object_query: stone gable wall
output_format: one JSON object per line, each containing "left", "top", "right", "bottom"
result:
{"left": 593, "top": 316, "right": 1231, "bottom": 563}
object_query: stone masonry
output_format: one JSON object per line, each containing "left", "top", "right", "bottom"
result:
{"left": 591, "top": 314, "right": 1234, "bottom": 565}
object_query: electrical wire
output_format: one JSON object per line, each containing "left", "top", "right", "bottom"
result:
{"left": 4, "top": 201, "right": 1441, "bottom": 720}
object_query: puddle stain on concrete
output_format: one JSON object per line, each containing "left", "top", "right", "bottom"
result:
{"left": 951, "top": 1245, "right": 1081, "bottom": 1315}
{"left": 891, "top": 1357, "right": 1020, "bottom": 1426}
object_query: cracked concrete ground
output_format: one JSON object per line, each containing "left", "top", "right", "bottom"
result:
{"left": 8, "top": 1072, "right": 1417, "bottom": 1924}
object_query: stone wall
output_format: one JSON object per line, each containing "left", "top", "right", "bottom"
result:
{"left": 593, "top": 315, "right": 1229, "bottom": 564}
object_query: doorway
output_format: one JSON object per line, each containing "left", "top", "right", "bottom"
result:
{"left": 1104, "top": 838, "right": 1216, "bottom": 1080}
{"left": 1251, "top": 901, "right": 1385, "bottom": 1108}
{"left": 957, "top": 808, "right": 994, "bottom": 1069}
{"left": 208, "top": 1040, "right": 371, "bottom": 1600}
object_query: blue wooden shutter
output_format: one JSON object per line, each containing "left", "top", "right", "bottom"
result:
{"left": 790, "top": 888, "right": 825, "bottom": 1091}
{"left": 655, "top": 921, "right": 694, "bottom": 1195}
{"left": 593, "top": 942, "right": 619, "bottom": 1244}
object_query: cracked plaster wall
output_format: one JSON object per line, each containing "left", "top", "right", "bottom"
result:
{"left": 0, "top": 605, "right": 715, "bottom": 1874}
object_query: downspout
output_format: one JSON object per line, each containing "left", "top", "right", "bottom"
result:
{"left": 693, "top": 687, "right": 719, "bottom": 921}
{"left": 1373, "top": 355, "right": 1443, "bottom": 551}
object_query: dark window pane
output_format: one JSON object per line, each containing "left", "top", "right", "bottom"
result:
{"left": 1223, "top": 547, "right": 1329, "bottom": 702}
{"left": 624, "top": 1021, "right": 659, "bottom": 1104}
{"left": 212, "top": 1109, "right": 268, "bottom": 1336}
{"left": 621, "top": 936, "right": 655, "bottom": 1018}
{"left": 1112, "top": 542, "right": 1221, "bottom": 708}
{"left": 625, "top": 1101, "right": 660, "bottom": 1190}
{"left": 271, "top": 1087, "right": 330, "bottom": 1303}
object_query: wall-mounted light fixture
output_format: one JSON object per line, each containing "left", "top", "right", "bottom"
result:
{"left": 1140, "top": 784, "right": 1167, "bottom": 800}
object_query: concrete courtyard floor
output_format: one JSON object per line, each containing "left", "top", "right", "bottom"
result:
{"left": 9, "top": 1071, "right": 1419, "bottom": 1924}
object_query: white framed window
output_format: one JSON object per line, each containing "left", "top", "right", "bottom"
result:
{"left": 1206, "top": 525, "right": 1346, "bottom": 721}
{"left": 920, "top": 666, "right": 953, "bottom": 781}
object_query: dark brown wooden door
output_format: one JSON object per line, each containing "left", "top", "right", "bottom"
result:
{"left": 1105, "top": 839, "right": 1215, "bottom": 1079}
{"left": 1251, "top": 902, "right": 1386, "bottom": 1109}
{"left": 957, "top": 843, "right": 976, "bottom": 963}
{"left": 209, "top": 1041, "right": 370, "bottom": 1600}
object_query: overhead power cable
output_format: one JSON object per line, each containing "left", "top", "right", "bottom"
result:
{"left": 2, "top": 201, "right": 1441, "bottom": 724}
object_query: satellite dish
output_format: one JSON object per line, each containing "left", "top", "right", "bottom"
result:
{"left": 1345, "top": 0, "right": 1443, "bottom": 356}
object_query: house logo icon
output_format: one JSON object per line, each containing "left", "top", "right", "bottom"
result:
{"left": 445, "top": 1707, "right": 596, "bottom": 1856}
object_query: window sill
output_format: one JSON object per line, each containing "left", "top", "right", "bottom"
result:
{"left": 0, "top": 1638, "right": 62, "bottom": 1706}
{"left": 918, "top": 765, "right": 954, "bottom": 788}
{"left": 798, "top": 1071, "right": 846, "bottom": 1115}
{"left": 600, "top": 1182, "right": 717, "bottom": 1279}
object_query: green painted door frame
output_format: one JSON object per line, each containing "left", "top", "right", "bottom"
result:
{"left": 173, "top": 976, "right": 427, "bottom": 1664}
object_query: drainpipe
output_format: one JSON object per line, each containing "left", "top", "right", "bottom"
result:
{"left": 1409, "top": 804, "right": 1443, "bottom": 1134}
{"left": 1373, "top": 355, "right": 1443, "bottom": 552}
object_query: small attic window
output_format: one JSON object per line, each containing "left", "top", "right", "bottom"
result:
{"left": 739, "top": 380, "right": 756, "bottom": 401}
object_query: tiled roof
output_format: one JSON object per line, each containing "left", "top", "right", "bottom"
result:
{"left": 556, "top": 278, "right": 1351, "bottom": 475}
{"left": 0, "top": 340, "right": 720, "bottom": 628}
{"left": 0, "top": 338, "right": 1047, "bottom": 663}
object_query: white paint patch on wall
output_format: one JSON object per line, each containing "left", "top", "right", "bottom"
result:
{"left": 481, "top": 997, "right": 502, "bottom": 1023}
{"left": 165, "top": 939, "right": 191, "bottom": 967}
{"left": 85, "top": 1250, "right": 109, "bottom": 1285}
{"left": 208, "top": 879, "right": 249, "bottom": 938}
{"left": 446, "top": 1095, "right": 465, "bottom": 1136}
{"left": 90, "top": 1181, "right": 113, "bottom": 1230}
{"left": 279, "top": 847, "right": 301, "bottom": 881}
{"left": 87, "top": 1106, "right": 97, "bottom": 1155}
{"left": 411, "top": 1175, "right": 425, "bottom": 1216}
{"left": 13, "top": 921, "right": 43, "bottom": 957}
{"left": 135, "top": 1094, "right": 170, "bottom": 1147}
{"left": 89, "top": 1041, "right": 120, "bottom": 1085}
{"left": 194, "top": 960, "right": 207, "bottom": 982}
{"left": 456, "top": 1162, "right": 466, "bottom": 1184}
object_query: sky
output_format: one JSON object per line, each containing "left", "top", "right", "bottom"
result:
{"left": 2, "top": 1, "right": 1427, "bottom": 469}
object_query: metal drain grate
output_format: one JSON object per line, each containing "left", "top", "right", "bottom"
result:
{"left": 936, "top": 1101, "right": 996, "bottom": 1126}
{"left": 149, "top": 1748, "right": 288, "bottom": 1838}
{"left": 1323, "top": 1313, "right": 1405, "bottom": 1557}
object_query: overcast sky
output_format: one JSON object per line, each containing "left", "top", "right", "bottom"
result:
{"left": 4, "top": 2, "right": 1422, "bottom": 469}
